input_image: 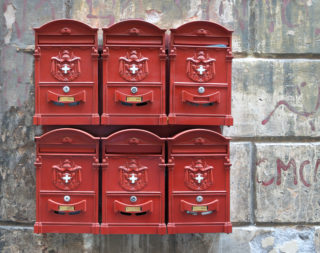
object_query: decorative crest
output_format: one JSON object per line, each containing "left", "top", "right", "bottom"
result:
{"left": 52, "top": 159, "right": 82, "bottom": 190}
{"left": 186, "top": 51, "right": 215, "bottom": 82}
{"left": 184, "top": 159, "right": 214, "bottom": 190}
{"left": 119, "top": 159, "right": 148, "bottom": 191}
{"left": 51, "top": 50, "right": 81, "bottom": 81}
{"left": 119, "top": 50, "right": 149, "bottom": 82}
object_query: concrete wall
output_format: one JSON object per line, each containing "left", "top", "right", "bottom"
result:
{"left": 1, "top": 0, "right": 320, "bottom": 252}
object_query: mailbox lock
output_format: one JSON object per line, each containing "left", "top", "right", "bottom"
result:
{"left": 198, "top": 86, "right": 205, "bottom": 94}
{"left": 130, "top": 196, "right": 138, "bottom": 203}
{"left": 131, "top": 87, "right": 138, "bottom": 94}
{"left": 63, "top": 86, "right": 70, "bottom": 93}
{"left": 196, "top": 196, "right": 203, "bottom": 203}
{"left": 64, "top": 195, "right": 71, "bottom": 202}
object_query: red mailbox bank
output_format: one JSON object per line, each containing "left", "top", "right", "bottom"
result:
{"left": 101, "top": 129, "right": 166, "bottom": 234}
{"left": 168, "top": 21, "right": 233, "bottom": 125}
{"left": 167, "top": 129, "right": 232, "bottom": 234}
{"left": 33, "top": 20, "right": 99, "bottom": 125}
{"left": 33, "top": 19, "right": 233, "bottom": 235}
{"left": 34, "top": 128, "right": 100, "bottom": 233}
{"left": 101, "top": 20, "right": 167, "bottom": 125}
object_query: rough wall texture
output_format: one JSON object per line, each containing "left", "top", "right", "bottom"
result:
{"left": 0, "top": 0, "right": 319, "bottom": 252}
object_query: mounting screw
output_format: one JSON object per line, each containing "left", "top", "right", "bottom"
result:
{"left": 63, "top": 86, "right": 70, "bottom": 93}
{"left": 64, "top": 195, "right": 71, "bottom": 202}
{"left": 198, "top": 86, "right": 205, "bottom": 94}
{"left": 131, "top": 87, "right": 138, "bottom": 94}
{"left": 130, "top": 196, "right": 137, "bottom": 203}
{"left": 196, "top": 196, "right": 203, "bottom": 203}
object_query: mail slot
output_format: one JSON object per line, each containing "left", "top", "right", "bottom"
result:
{"left": 101, "top": 20, "right": 167, "bottom": 125}
{"left": 33, "top": 20, "right": 99, "bottom": 125}
{"left": 101, "top": 129, "right": 166, "bottom": 234}
{"left": 168, "top": 21, "right": 233, "bottom": 125}
{"left": 167, "top": 129, "right": 232, "bottom": 234}
{"left": 34, "top": 128, "right": 100, "bottom": 234}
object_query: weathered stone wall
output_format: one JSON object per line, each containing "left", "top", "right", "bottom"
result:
{"left": 1, "top": 0, "right": 320, "bottom": 252}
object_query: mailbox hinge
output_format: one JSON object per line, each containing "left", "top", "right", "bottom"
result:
{"left": 159, "top": 157, "right": 175, "bottom": 169}
{"left": 224, "top": 156, "right": 231, "bottom": 170}
{"left": 91, "top": 46, "right": 99, "bottom": 59}
{"left": 169, "top": 47, "right": 176, "bottom": 59}
{"left": 34, "top": 156, "right": 42, "bottom": 169}
{"left": 167, "top": 157, "right": 175, "bottom": 170}
{"left": 101, "top": 46, "right": 109, "bottom": 59}
{"left": 159, "top": 47, "right": 167, "bottom": 60}
{"left": 34, "top": 46, "right": 41, "bottom": 60}
{"left": 226, "top": 48, "right": 233, "bottom": 61}
{"left": 92, "top": 156, "right": 100, "bottom": 169}
{"left": 100, "top": 156, "right": 109, "bottom": 169}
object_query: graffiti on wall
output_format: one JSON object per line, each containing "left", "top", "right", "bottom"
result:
{"left": 262, "top": 83, "right": 320, "bottom": 131}
{"left": 257, "top": 158, "right": 320, "bottom": 187}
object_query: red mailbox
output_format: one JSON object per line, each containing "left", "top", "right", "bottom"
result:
{"left": 101, "top": 20, "right": 167, "bottom": 125}
{"left": 33, "top": 20, "right": 99, "bottom": 125}
{"left": 101, "top": 129, "right": 166, "bottom": 234}
{"left": 34, "top": 128, "right": 100, "bottom": 234}
{"left": 168, "top": 21, "right": 233, "bottom": 125}
{"left": 167, "top": 129, "right": 232, "bottom": 234}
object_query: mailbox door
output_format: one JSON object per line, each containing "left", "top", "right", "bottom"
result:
{"left": 34, "top": 129, "right": 100, "bottom": 234}
{"left": 167, "top": 129, "right": 232, "bottom": 234}
{"left": 168, "top": 21, "right": 233, "bottom": 125}
{"left": 34, "top": 20, "right": 99, "bottom": 125}
{"left": 101, "top": 129, "right": 166, "bottom": 234}
{"left": 101, "top": 20, "right": 167, "bottom": 125}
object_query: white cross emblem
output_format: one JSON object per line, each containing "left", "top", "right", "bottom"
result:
{"left": 62, "top": 173, "right": 72, "bottom": 184}
{"left": 61, "top": 64, "right": 71, "bottom": 74}
{"left": 129, "top": 173, "right": 138, "bottom": 184}
{"left": 197, "top": 65, "right": 206, "bottom": 75}
{"left": 130, "top": 64, "right": 138, "bottom": 74}
{"left": 195, "top": 173, "right": 204, "bottom": 184}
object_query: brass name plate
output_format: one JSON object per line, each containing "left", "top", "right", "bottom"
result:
{"left": 126, "top": 96, "right": 142, "bottom": 102}
{"left": 125, "top": 206, "right": 142, "bottom": 212}
{"left": 59, "top": 205, "right": 75, "bottom": 211}
{"left": 59, "top": 96, "right": 75, "bottom": 102}
{"left": 192, "top": 206, "right": 208, "bottom": 212}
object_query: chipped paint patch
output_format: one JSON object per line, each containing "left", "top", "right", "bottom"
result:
{"left": 4, "top": 4, "right": 16, "bottom": 44}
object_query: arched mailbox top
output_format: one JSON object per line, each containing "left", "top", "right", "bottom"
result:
{"left": 34, "top": 19, "right": 98, "bottom": 46}
{"left": 36, "top": 128, "right": 99, "bottom": 146}
{"left": 168, "top": 129, "right": 230, "bottom": 145}
{"left": 102, "top": 129, "right": 165, "bottom": 154}
{"left": 103, "top": 19, "right": 165, "bottom": 35}
{"left": 103, "top": 20, "right": 165, "bottom": 46}
{"left": 34, "top": 19, "right": 98, "bottom": 34}
{"left": 103, "top": 129, "right": 164, "bottom": 145}
{"left": 171, "top": 20, "right": 232, "bottom": 36}
{"left": 170, "top": 21, "right": 232, "bottom": 47}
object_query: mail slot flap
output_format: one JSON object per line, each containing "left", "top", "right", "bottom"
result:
{"left": 102, "top": 129, "right": 164, "bottom": 154}
{"left": 35, "top": 19, "right": 98, "bottom": 45}
{"left": 36, "top": 128, "right": 99, "bottom": 153}
{"left": 171, "top": 21, "right": 232, "bottom": 46}
{"left": 103, "top": 20, "right": 165, "bottom": 45}
{"left": 168, "top": 129, "right": 229, "bottom": 154}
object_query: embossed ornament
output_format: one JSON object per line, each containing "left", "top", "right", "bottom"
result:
{"left": 186, "top": 51, "right": 215, "bottom": 82}
{"left": 184, "top": 159, "right": 214, "bottom": 190}
{"left": 119, "top": 50, "right": 149, "bottom": 81}
{"left": 51, "top": 50, "right": 81, "bottom": 81}
{"left": 119, "top": 159, "right": 148, "bottom": 191}
{"left": 52, "top": 159, "right": 82, "bottom": 190}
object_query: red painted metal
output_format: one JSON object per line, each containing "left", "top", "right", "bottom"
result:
{"left": 167, "top": 129, "right": 232, "bottom": 234}
{"left": 101, "top": 129, "right": 166, "bottom": 234}
{"left": 168, "top": 21, "right": 233, "bottom": 125}
{"left": 33, "top": 20, "right": 99, "bottom": 125}
{"left": 101, "top": 20, "right": 167, "bottom": 125}
{"left": 34, "top": 128, "right": 100, "bottom": 234}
